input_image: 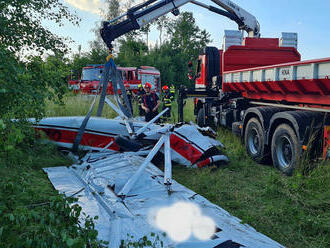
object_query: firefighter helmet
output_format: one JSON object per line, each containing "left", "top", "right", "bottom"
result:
{"left": 162, "top": 85, "right": 169, "bottom": 91}
{"left": 144, "top": 82, "right": 151, "bottom": 89}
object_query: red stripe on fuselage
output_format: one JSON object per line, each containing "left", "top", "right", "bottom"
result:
{"left": 35, "top": 127, "right": 208, "bottom": 166}
{"left": 196, "top": 158, "right": 211, "bottom": 168}
{"left": 35, "top": 128, "right": 120, "bottom": 151}
{"left": 170, "top": 133, "right": 202, "bottom": 164}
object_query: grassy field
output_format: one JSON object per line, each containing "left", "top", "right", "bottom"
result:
{"left": 2, "top": 93, "right": 328, "bottom": 247}
{"left": 45, "top": 94, "right": 330, "bottom": 247}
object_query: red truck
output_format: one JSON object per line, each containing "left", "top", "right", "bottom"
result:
{"left": 179, "top": 32, "right": 330, "bottom": 175}
{"left": 98, "top": 0, "right": 329, "bottom": 174}
{"left": 69, "top": 64, "right": 161, "bottom": 95}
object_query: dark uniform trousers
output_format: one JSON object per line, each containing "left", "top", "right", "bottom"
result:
{"left": 137, "top": 90, "right": 145, "bottom": 116}
{"left": 126, "top": 90, "right": 133, "bottom": 115}
{"left": 163, "top": 92, "right": 173, "bottom": 118}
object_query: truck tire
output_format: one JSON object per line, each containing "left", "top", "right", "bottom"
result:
{"left": 271, "top": 124, "right": 300, "bottom": 176}
{"left": 244, "top": 118, "right": 268, "bottom": 163}
{"left": 197, "top": 108, "right": 206, "bottom": 127}
{"left": 197, "top": 107, "right": 216, "bottom": 128}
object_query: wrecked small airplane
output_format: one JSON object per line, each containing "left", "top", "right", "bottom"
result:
{"left": 33, "top": 110, "right": 284, "bottom": 247}
{"left": 32, "top": 116, "right": 228, "bottom": 168}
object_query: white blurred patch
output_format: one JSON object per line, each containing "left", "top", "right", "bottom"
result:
{"left": 64, "top": 0, "right": 104, "bottom": 16}
{"left": 192, "top": 216, "right": 216, "bottom": 240}
{"left": 153, "top": 202, "right": 215, "bottom": 242}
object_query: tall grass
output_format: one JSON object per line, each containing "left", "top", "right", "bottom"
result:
{"left": 45, "top": 93, "right": 195, "bottom": 122}
{"left": 45, "top": 93, "right": 117, "bottom": 118}
{"left": 159, "top": 98, "right": 195, "bottom": 123}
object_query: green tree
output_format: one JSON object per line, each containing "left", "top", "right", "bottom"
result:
{"left": 0, "top": 3, "right": 105, "bottom": 247}
{"left": 105, "top": 0, "right": 121, "bottom": 20}
{"left": 154, "top": 12, "right": 211, "bottom": 88}
{"left": 0, "top": 0, "right": 79, "bottom": 120}
{"left": 0, "top": 0, "right": 79, "bottom": 53}
{"left": 167, "top": 12, "right": 211, "bottom": 57}
{"left": 117, "top": 38, "right": 148, "bottom": 66}
{"left": 0, "top": 0, "right": 79, "bottom": 149}
{"left": 141, "top": 23, "right": 152, "bottom": 51}
{"left": 0, "top": 51, "right": 70, "bottom": 121}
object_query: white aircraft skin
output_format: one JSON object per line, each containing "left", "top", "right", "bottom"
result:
{"left": 31, "top": 116, "right": 227, "bottom": 168}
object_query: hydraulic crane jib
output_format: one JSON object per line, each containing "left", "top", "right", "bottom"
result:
{"left": 100, "top": 0, "right": 260, "bottom": 49}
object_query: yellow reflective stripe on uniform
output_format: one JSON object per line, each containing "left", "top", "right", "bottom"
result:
{"left": 163, "top": 92, "right": 172, "bottom": 107}
{"left": 170, "top": 86, "right": 175, "bottom": 94}
{"left": 106, "top": 54, "right": 114, "bottom": 61}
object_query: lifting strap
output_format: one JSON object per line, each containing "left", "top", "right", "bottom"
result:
{"left": 72, "top": 57, "right": 133, "bottom": 153}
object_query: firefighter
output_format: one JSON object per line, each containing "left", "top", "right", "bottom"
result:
{"left": 141, "top": 83, "right": 160, "bottom": 122}
{"left": 169, "top": 84, "right": 176, "bottom": 99}
{"left": 124, "top": 84, "right": 133, "bottom": 115}
{"left": 136, "top": 84, "right": 145, "bottom": 116}
{"left": 162, "top": 85, "right": 173, "bottom": 120}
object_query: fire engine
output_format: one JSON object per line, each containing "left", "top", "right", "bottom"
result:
{"left": 69, "top": 64, "right": 161, "bottom": 95}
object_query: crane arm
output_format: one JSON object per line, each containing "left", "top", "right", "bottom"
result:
{"left": 211, "top": 0, "right": 260, "bottom": 37}
{"left": 100, "top": 0, "right": 260, "bottom": 49}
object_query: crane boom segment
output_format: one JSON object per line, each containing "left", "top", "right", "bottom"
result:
{"left": 100, "top": 0, "right": 260, "bottom": 49}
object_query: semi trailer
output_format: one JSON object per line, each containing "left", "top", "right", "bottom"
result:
{"left": 98, "top": 0, "right": 330, "bottom": 174}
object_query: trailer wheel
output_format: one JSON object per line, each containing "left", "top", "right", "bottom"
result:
{"left": 244, "top": 118, "right": 268, "bottom": 163}
{"left": 271, "top": 124, "right": 300, "bottom": 176}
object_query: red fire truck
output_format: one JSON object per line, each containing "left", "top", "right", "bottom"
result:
{"left": 69, "top": 65, "right": 161, "bottom": 95}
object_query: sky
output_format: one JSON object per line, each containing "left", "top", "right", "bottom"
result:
{"left": 47, "top": 0, "right": 330, "bottom": 60}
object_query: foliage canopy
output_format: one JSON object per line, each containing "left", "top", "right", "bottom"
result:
{"left": 0, "top": 0, "right": 79, "bottom": 53}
